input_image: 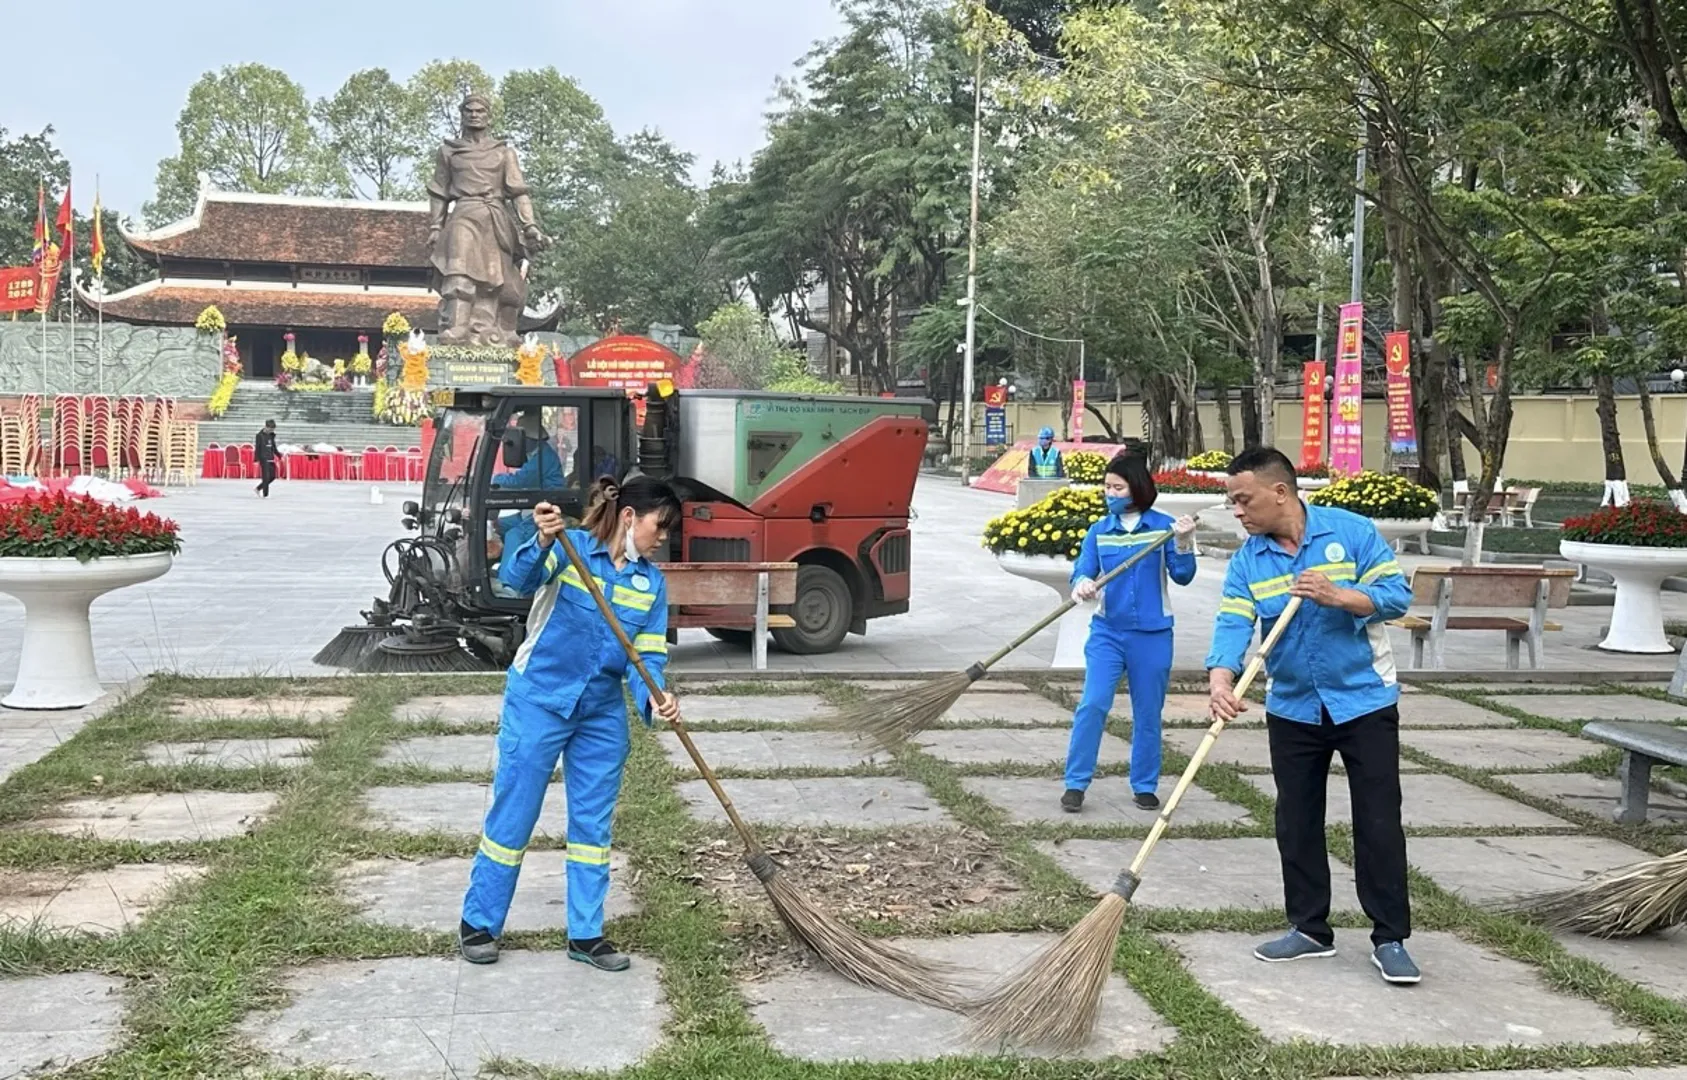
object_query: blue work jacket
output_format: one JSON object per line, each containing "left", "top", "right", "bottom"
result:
{"left": 1070, "top": 509, "right": 1197, "bottom": 633}
{"left": 1204, "top": 503, "right": 1412, "bottom": 725}
{"left": 500, "top": 528, "right": 669, "bottom": 723}
{"left": 1029, "top": 445, "right": 1064, "bottom": 479}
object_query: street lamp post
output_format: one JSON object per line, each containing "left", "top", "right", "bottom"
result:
{"left": 960, "top": 44, "right": 985, "bottom": 488}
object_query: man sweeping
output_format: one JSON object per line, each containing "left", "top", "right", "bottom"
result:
{"left": 1029, "top": 427, "right": 1064, "bottom": 479}
{"left": 1205, "top": 447, "right": 1420, "bottom": 985}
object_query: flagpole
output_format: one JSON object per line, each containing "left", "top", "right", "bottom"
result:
{"left": 96, "top": 175, "right": 104, "bottom": 396}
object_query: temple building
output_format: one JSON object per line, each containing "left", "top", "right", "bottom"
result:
{"left": 76, "top": 178, "right": 556, "bottom": 378}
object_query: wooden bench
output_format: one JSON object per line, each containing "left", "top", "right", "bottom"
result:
{"left": 1580, "top": 720, "right": 1687, "bottom": 824}
{"left": 661, "top": 562, "right": 798, "bottom": 671}
{"left": 1391, "top": 564, "right": 1575, "bottom": 671}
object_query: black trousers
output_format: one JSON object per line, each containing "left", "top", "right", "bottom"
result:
{"left": 257, "top": 459, "right": 277, "bottom": 496}
{"left": 1266, "top": 704, "right": 1410, "bottom": 947}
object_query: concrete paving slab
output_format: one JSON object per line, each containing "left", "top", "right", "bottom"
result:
{"left": 139, "top": 737, "right": 317, "bottom": 769}
{"left": 242, "top": 952, "right": 667, "bottom": 1077}
{"left": 914, "top": 728, "right": 1127, "bottom": 768}
{"left": 1113, "top": 693, "right": 1225, "bottom": 724}
{"left": 1498, "top": 771, "right": 1687, "bottom": 824}
{"left": 361, "top": 783, "right": 566, "bottom": 838}
{"left": 1239, "top": 772, "right": 1571, "bottom": 829}
{"left": 676, "top": 778, "right": 952, "bottom": 828}
{"left": 1038, "top": 837, "right": 1358, "bottom": 912}
{"left": 393, "top": 694, "right": 505, "bottom": 727}
{"left": 1397, "top": 695, "right": 1517, "bottom": 728}
{"left": 657, "top": 731, "right": 888, "bottom": 772}
{"left": 0, "top": 971, "right": 126, "bottom": 1077}
{"left": 1401, "top": 727, "right": 1597, "bottom": 770}
{"left": 0, "top": 863, "right": 203, "bottom": 935}
{"left": 1555, "top": 930, "right": 1687, "bottom": 1004}
{"left": 1162, "top": 729, "right": 1426, "bottom": 773}
{"left": 341, "top": 851, "right": 636, "bottom": 932}
{"left": 744, "top": 931, "right": 1173, "bottom": 1063}
{"left": 1408, "top": 835, "right": 1656, "bottom": 903}
{"left": 1169, "top": 930, "right": 1644, "bottom": 1046}
{"left": 171, "top": 696, "right": 353, "bottom": 723}
{"left": 30, "top": 791, "right": 278, "bottom": 842}
{"left": 962, "top": 776, "right": 1252, "bottom": 827}
{"left": 682, "top": 694, "right": 829, "bottom": 724}
{"left": 941, "top": 693, "right": 1071, "bottom": 727}
{"left": 377, "top": 735, "right": 498, "bottom": 773}
{"left": 1489, "top": 694, "right": 1687, "bottom": 724}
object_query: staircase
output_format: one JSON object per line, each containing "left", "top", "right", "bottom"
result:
{"left": 201, "top": 383, "right": 422, "bottom": 451}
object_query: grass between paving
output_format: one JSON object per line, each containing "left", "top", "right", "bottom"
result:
{"left": 2, "top": 676, "right": 1687, "bottom": 1077}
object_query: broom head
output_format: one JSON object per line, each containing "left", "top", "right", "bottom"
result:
{"left": 313, "top": 625, "right": 399, "bottom": 669}
{"left": 1493, "top": 849, "right": 1687, "bottom": 938}
{"left": 827, "top": 671, "right": 975, "bottom": 751}
{"left": 353, "top": 635, "right": 488, "bottom": 675}
{"left": 751, "top": 853, "right": 962, "bottom": 1011}
{"left": 965, "top": 892, "right": 1128, "bottom": 1052}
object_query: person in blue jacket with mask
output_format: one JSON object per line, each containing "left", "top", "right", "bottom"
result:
{"left": 1029, "top": 427, "right": 1065, "bottom": 479}
{"left": 1064, "top": 452, "right": 1199, "bottom": 813}
{"left": 461, "top": 474, "right": 682, "bottom": 973}
{"left": 490, "top": 409, "right": 568, "bottom": 558}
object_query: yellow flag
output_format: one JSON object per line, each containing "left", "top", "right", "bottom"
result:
{"left": 91, "top": 188, "right": 106, "bottom": 278}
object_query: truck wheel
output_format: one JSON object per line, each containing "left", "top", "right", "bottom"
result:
{"left": 706, "top": 628, "right": 753, "bottom": 647}
{"left": 773, "top": 565, "right": 852, "bottom": 655}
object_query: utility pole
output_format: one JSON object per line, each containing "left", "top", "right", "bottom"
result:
{"left": 960, "top": 42, "right": 984, "bottom": 487}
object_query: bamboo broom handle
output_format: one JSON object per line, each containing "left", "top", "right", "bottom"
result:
{"left": 549, "top": 526, "right": 763, "bottom": 853}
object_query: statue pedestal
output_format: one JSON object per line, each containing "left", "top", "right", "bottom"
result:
{"left": 428, "top": 345, "right": 519, "bottom": 387}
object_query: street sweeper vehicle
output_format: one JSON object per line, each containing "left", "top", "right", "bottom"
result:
{"left": 316, "top": 382, "right": 932, "bottom": 672}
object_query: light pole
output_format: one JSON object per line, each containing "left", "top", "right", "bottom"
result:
{"left": 960, "top": 42, "right": 985, "bottom": 488}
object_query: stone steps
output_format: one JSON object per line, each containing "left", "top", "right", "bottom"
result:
{"left": 203, "top": 383, "right": 422, "bottom": 449}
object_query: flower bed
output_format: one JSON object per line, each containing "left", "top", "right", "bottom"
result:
{"left": 1561, "top": 501, "right": 1687, "bottom": 548}
{"left": 983, "top": 486, "right": 1104, "bottom": 559}
{"left": 1187, "top": 449, "right": 1232, "bottom": 471}
{"left": 0, "top": 493, "right": 181, "bottom": 561}
{"left": 1305, "top": 471, "right": 1438, "bottom": 519}
{"left": 1065, "top": 451, "right": 1107, "bottom": 484}
{"left": 1297, "top": 461, "right": 1331, "bottom": 479}
{"left": 1153, "top": 468, "right": 1228, "bottom": 494}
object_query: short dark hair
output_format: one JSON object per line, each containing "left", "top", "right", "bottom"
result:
{"left": 1105, "top": 452, "right": 1157, "bottom": 511}
{"left": 1227, "top": 446, "right": 1296, "bottom": 485}
{"left": 264, "top": 420, "right": 276, "bottom": 429}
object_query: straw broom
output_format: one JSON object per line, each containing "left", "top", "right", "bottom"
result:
{"left": 547, "top": 521, "right": 963, "bottom": 1011}
{"left": 829, "top": 531, "right": 1179, "bottom": 750}
{"left": 965, "top": 596, "right": 1304, "bottom": 1052}
{"left": 1493, "top": 848, "right": 1687, "bottom": 938}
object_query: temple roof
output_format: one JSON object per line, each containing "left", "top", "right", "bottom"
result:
{"left": 120, "top": 182, "right": 431, "bottom": 269}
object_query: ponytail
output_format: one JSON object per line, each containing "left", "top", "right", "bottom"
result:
{"left": 581, "top": 473, "right": 682, "bottom": 545}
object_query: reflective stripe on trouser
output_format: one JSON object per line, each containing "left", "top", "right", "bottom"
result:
{"left": 462, "top": 687, "right": 630, "bottom": 940}
{"left": 1065, "top": 625, "right": 1173, "bottom": 793}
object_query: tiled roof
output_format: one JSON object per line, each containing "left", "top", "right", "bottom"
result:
{"left": 79, "top": 281, "right": 438, "bottom": 331}
{"left": 121, "top": 191, "right": 431, "bottom": 269}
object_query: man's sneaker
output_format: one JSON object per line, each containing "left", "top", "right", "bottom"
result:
{"left": 459, "top": 920, "right": 498, "bottom": 965}
{"left": 1372, "top": 941, "right": 1421, "bottom": 985}
{"left": 1252, "top": 929, "right": 1336, "bottom": 963}
{"left": 568, "top": 936, "right": 631, "bottom": 972}
{"left": 1133, "top": 791, "right": 1161, "bottom": 811}
{"left": 1061, "top": 789, "right": 1084, "bottom": 813}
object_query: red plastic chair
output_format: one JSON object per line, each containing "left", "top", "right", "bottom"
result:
{"left": 361, "top": 447, "right": 385, "bottom": 482}
{"left": 403, "top": 447, "right": 422, "bottom": 482}
{"left": 202, "top": 445, "right": 223, "bottom": 479}
{"left": 239, "top": 445, "right": 256, "bottom": 479}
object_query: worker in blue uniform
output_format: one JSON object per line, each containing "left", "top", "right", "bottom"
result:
{"left": 461, "top": 474, "right": 683, "bottom": 972}
{"left": 489, "top": 409, "right": 568, "bottom": 579}
{"left": 1206, "top": 446, "right": 1420, "bottom": 985}
{"left": 1028, "top": 426, "right": 1065, "bottom": 479}
{"left": 1064, "top": 452, "right": 1199, "bottom": 813}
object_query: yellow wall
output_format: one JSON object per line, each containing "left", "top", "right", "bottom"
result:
{"left": 968, "top": 395, "right": 1687, "bottom": 484}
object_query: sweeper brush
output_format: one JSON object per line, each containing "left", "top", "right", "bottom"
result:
{"left": 1494, "top": 848, "right": 1687, "bottom": 938}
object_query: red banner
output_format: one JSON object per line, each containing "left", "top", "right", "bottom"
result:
{"left": 33, "top": 247, "right": 62, "bottom": 316}
{"left": 1330, "top": 302, "right": 1364, "bottom": 475}
{"left": 560, "top": 335, "right": 682, "bottom": 390}
{"left": 0, "top": 267, "right": 38, "bottom": 313}
{"left": 1300, "top": 361, "right": 1326, "bottom": 470}
{"left": 1071, "top": 379, "right": 1086, "bottom": 442}
{"left": 984, "top": 384, "right": 1006, "bottom": 408}
{"left": 1384, "top": 331, "right": 1419, "bottom": 455}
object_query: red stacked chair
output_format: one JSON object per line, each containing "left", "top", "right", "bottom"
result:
{"left": 239, "top": 444, "right": 256, "bottom": 479}
{"left": 405, "top": 446, "right": 424, "bottom": 482}
{"left": 88, "top": 397, "right": 116, "bottom": 477}
{"left": 361, "top": 445, "right": 384, "bottom": 481}
{"left": 52, "top": 395, "right": 83, "bottom": 476}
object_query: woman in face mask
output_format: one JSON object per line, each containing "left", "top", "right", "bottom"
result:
{"left": 461, "top": 474, "right": 682, "bottom": 973}
{"left": 1063, "top": 453, "right": 1199, "bottom": 813}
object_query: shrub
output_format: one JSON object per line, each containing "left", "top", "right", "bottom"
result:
{"left": 1187, "top": 449, "right": 1232, "bottom": 470}
{"left": 983, "top": 486, "right": 1105, "bottom": 559}
{"left": 1561, "top": 501, "right": 1687, "bottom": 548}
{"left": 1153, "top": 468, "right": 1228, "bottom": 494}
{"left": 0, "top": 493, "right": 181, "bottom": 561}
{"left": 1065, "top": 451, "right": 1107, "bottom": 484}
{"left": 1306, "top": 471, "right": 1439, "bottom": 519}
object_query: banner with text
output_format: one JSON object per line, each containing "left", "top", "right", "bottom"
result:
{"left": 1331, "top": 302, "right": 1365, "bottom": 475}
{"left": 1071, "top": 379, "right": 1086, "bottom": 443}
{"left": 1300, "top": 361, "right": 1326, "bottom": 470}
{"left": 984, "top": 384, "right": 1007, "bottom": 446}
{"left": 0, "top": 268, "right": 38, "bottom": 313}
{"left": 561, "top": 334, "right": 682, "bottom": 390}
{"left": 1384, "top": 331, "right": 1419, "bottom": 456}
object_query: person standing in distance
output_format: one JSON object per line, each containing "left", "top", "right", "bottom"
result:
{"left": 1205, "top": 447, "right": 1420, "bottom": 985}
{"left": 254, "top": 420, "right": 279, "bottom": 498}
{"left": 1028, "top": 427, "right": 1064, "bottom": 479}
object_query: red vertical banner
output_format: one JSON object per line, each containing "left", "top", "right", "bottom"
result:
{"left": 1071, "top": 380, "right": 1086, "bottom": 442}
{"left": 1330, "top": 302, "right": 1365, "bottom": 475}
{"left": 1383, "top": 332, "right": 1419, "bottom": 455}
{"left": 1300, "top": 361, "right": 1326, "bottom": 470}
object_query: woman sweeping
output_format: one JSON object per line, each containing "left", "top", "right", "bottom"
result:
{"left": 460, "top": 474, "right": 683, "bottom": 972}
{"left": 1063, "top": 453, "right": 1198, "bottom": 813}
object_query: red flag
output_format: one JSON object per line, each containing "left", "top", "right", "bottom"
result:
{"left": 55, "top": 183, "right": 73, "bottom": 260}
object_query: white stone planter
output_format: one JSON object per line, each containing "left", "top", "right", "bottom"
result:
{"left": 1369, "top": 517, "right": 1436, "bottom": 550}
{"left": 995, "top": 552, "right": 1093, "bottom": 669}
{"left": 1297, "top": 477, "right": 1332, "bottom": 490}
{"left": 1560, "top": 540, "right": 1687, "bottom": 654}
{"left": 0, "top": 553, "right": 173, "bottom": 709}
{"left": 1156, "top": 492, "right": 1228, "bottom": 518}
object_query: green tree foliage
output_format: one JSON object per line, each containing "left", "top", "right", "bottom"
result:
{"left": 315, "top": 68, "right": 426, "bottom": 200}
{"left": 408, "top": 59, "right": 500, "bottom": 149}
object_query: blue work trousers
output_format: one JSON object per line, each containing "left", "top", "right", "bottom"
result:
{"left": 1065, "top": 626, "right": 1173, "bottom": 794}
{"left": 462, "top": 687, "right": 629, "bottom": 940}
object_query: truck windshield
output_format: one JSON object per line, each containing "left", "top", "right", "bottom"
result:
{"left": 425, "top": 408, "right": 488, "bottom": 523}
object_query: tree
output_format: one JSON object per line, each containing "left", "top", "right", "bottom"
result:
{"left": 0, "top": 126, "right": 69, "bottom": 267}
{"left": 146, "top": 63, "right": 329, "bottom": 223}
{"left": 409, "top": 59, "right": 499, "bottom": 149}
{"left": 316, "top": 68, "right": 426, "bottom": 199}
{"left": 695, "top": 303, "right": 785, "bottom": 388}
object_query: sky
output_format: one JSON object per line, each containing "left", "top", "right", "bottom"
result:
{"left": 2, "top": 0, "right": 847, "bottom": 220}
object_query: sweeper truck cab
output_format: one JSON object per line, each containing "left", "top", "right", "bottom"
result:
{"left": 318, "top": 383, "right": 932, "bottom": 671}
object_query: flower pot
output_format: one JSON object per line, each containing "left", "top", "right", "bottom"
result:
{"left": 1559, "top": 540, "right": 1687, "bottom": 654}
{"left": 1015, "top": 477, "right": 1070, "bottom": 511}
{"left": 1297, "top": 477, "right": 1331, "bottom": 490}
{"left": 0, "top": 553, "right": 173, "bottom": 709}
{"left": 995, "top": 552, "right": 1092, "bottom": 669}
{"left": 1368, "top": 517, "right": 1435, "bottom": 550}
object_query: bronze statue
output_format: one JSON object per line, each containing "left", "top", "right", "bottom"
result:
{"left": 426, "top": 94, "right": 550, "bottom": 347}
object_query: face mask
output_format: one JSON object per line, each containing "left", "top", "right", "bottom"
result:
{"left": 1106, "top": 495, "right": 1133, "bottom": 516}
{"left": 623, "top": 521, "right": 641, "bottom": 562}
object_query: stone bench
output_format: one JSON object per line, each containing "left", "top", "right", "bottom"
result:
{"left": 1581, "top": 720, "right": 1687, "bottom": 824}
{"left": 664, "top": 563, "right": 798, "bottom": 671}
{"left": 1391, "top": 565, "right": 1575, "bottom": 670}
